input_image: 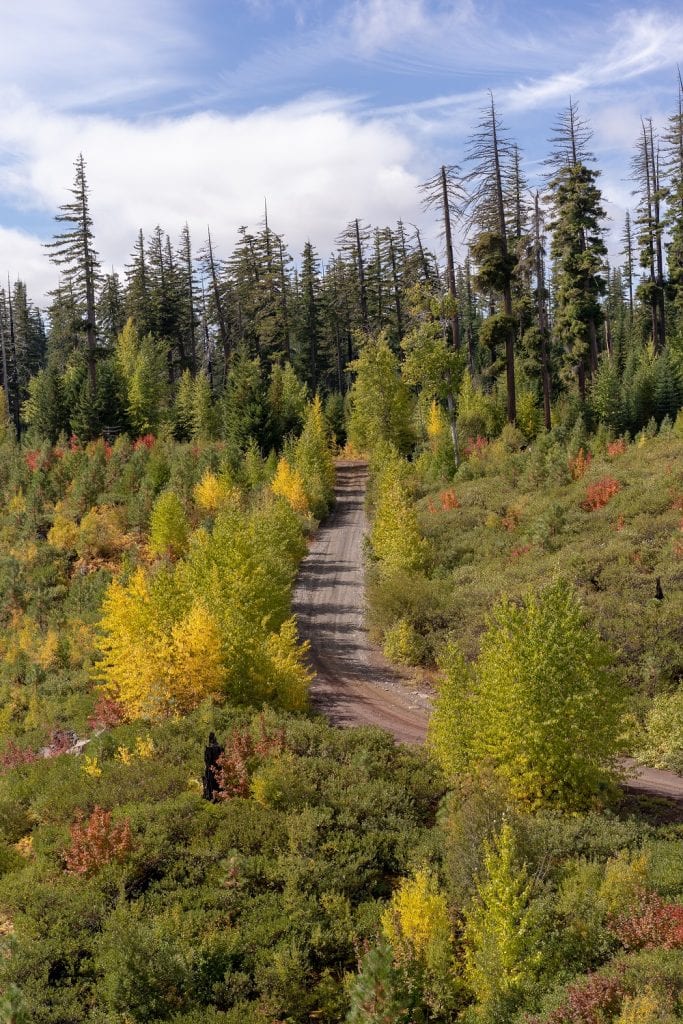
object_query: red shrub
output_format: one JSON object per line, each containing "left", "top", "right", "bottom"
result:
{"left": 569, "top": 447, "right": 592, "bottom": 480}
{"left": 439, "top": 488, "right": 460, "bottom": 511}
{"left": 0, "top": 741, "right": 38, "bottom": 774}
{"left": 87, "top": 695, "right": 126, "bottom": 732}
{"left": 529, "top": 969, "right": 625, "bottom": 1023}
{"left": 510, "top": 544, "right": 532, "bottom": 560}
{"left": 580, "top": 477, "right": 620, "bottom": 511}
{"left": 216, "top": 717, "right": 287, "bottom": 800}
{"left": 25, "top": 450, "right": 42, "bottom": 472}
{"left": 502, "top": 507, "right": 520, "bottom": 531}
{"left": 610, "top": 894, "right": 683, "bottom": 950}
{"left": 464, "top": 435, "right": 488, "bottom": 459}
{"left": 133, "top": 433, "right": 156, "bottom": 451}
{"left": 63, "top": 806, "right": 133, "bottom": 876}
{"left": 607, "top": 439, "right": 626, "bottom": 458}
{"left": 69, "top": 434, "right": 81, "bottom": 452}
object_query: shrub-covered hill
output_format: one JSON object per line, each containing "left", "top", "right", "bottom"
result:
{"left": 369, "top": 427, "right": 683, "bottom": 704}
{"left": 0, "top": 707, "right": 441, "bottom": 1023}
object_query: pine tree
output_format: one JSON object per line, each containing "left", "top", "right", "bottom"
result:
{"left": 547, "top": 102, "right": 607, "bottom": 400}
{"left": 620, "top": 212, "right": 635, "bottom": 323}
{"left": 45, "top": 154, "right": 101, "bottom": 391}
{"left": 664, "top": 71, "right": 683, "bottom": 328}
{"left": 297, "top": 242, "right": 324, "bottom": 389}
{"left": 466, "top": 94, "right": 519, "bottom": 423}
{"left": 98, "top": 271, "right": 126, "bottom": 346}
{"left": 632, "top": 118, "right": 667, "bottom": 352}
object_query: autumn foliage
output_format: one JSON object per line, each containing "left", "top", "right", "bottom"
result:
{"left": 569, "top": 447, "right": 592, "bottom": 480}
{"left": 610, "top": 895, "right": 683, "bottom": 950}
{"left": 215, "top": 717, "right": 287, "bottom": 799}
{"left": 580, "top": 477, "right": 621, "bottom": 511}
{"left": 63, "top": 806, "right": 133, "bottom": 876}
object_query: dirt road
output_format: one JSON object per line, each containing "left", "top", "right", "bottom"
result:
{"left": 294, "top": 461, "right": 683, "bottom": 804}
{"left": 293, "top": 462, "right": 429, "bottom": 745}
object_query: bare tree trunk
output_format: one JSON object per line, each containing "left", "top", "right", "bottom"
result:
{"left": 206, "top": 228, "right": 231, "bottom": 376}
{"left": 440, "top": 165, "right": 460, "bottom": 349}
{"left": 355, "top": 219, "right": 369, "bottom": 331}
{"left": 534, "top": 194, "right": 552, "bottom": 431}
{"left": 80, "top": 184, "right": 97, "bottom": 391}
{"left": 387, "top": 233, "right": 403, "bottom": 340}
{"left": 490, "top": 100, "right": 517, "bottom": 424}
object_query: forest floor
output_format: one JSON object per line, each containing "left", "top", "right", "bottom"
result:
{"left": 294, "top": 461, "right": 683, "bottom": 805}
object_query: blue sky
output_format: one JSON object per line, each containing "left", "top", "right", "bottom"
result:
{"left": 1, "top": 0, "right": 683, "bottom": 302}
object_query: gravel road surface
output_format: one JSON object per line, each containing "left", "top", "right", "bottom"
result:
{"left": 294, "top": 461, "right": 683, "bottom": 804}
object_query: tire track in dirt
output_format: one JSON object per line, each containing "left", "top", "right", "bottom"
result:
{"left": 293, "top": 462, "right": 429, "bottom": 745}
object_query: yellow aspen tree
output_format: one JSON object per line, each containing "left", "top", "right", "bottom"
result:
{"left": 271, "top": 457, "right": 310, "bottom": 515}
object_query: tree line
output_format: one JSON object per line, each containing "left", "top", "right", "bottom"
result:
{"left": 1, "top": 77, "right": 683, "bottom": 447}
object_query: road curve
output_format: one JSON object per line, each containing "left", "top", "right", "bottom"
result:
{"left": 294, "top": 462, "right": 683, "bottom": 806}
{"left": 293, "top": 462, "right": 429, "bottom": 745}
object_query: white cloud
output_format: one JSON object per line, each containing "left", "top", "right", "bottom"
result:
{"left": 0, "top": 0, "right": 194, "bottom": 110}
{"left": 0, "top": 92, "right": 424, "bottom": 304}
{"left": 0, "top": 227, "right": 52, "bottom": 301}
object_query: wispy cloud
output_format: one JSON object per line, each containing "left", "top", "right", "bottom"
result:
{"left": 0, "top": 0, "right": 195, "bottom": 110}
{"left": 505, "top": 9, "right": 683, "bottom": 112}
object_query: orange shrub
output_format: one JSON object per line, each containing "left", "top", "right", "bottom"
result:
{"left": 569, "top": 447, "right": 592, "bottom": 480}
{"left": 63, "top": 806, "right": 133, "bottom": 876}
{"left": 580, "top": 477, "right": 620, "bottom": 511}
{"left": 464, "top": 435, "right": 488, "bottom": 459}
{"left": 439, "top": 488, "right": 460, "bottom": 511}
{"left": 607, "top": 438, "right": 626, "bottom": 457}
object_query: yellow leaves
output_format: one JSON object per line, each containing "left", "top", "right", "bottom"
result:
{"left": 96, "top": 488, "right": 311, "bottom": 720}
{"left": 112, "top": 735, "right": 156, "bottom": 768}
{"left": 8, "top": 488, "right": 26, "bottom": 516}
{"left": 426, "top": 399, "right": 448, "bottom": 444}
{"left": 264, "top": 618, "right": 311, "bottom": 712}
{"left": 14, "top": 836, "right": 33, "bottom": 860}
{"left": 97, "top": 574, "right": 224, "bottom": 719}
{"left": 166, "top": 602, "right": 224, "bottom": 715}
{"left": 82, "top": 755, "right": 102, "bottom": 778}
{"left": 193, "top": 470, "right": 238, "bottom": 514}
{"left": 382, "top": 868, "right": 451, "bottom": 963}
{"left": 271, "top": 457, "right": 310, "bottom": 515}
{"left": 47, "top": 501, "right": 79, "bottom": 552}
{"left": 36, "top": 629, "right": 60, "bottom": 670}
{"left": 370, "top": 449, "right": 427, "bottom": 577}
{"left": 149, "top": 490, "right": 189, "bottom": 560}
{"left": 134, "top": 735, "right": 156, "bottom": 760}
{"left": 616, "top": 989, "right": 662, "bottom": 1024}
{"left": 76, "top": 506, "right": 127, "bottom": 561}
{"left": 599, "top": 850, "right": 649, "bottom": 918}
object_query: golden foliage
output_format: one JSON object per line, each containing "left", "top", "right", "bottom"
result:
{"left": 193, "top": 470, "right": 238, "bottom": 514}
{"left": 271, "top": 457, "right": 310, "bottom": 515}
